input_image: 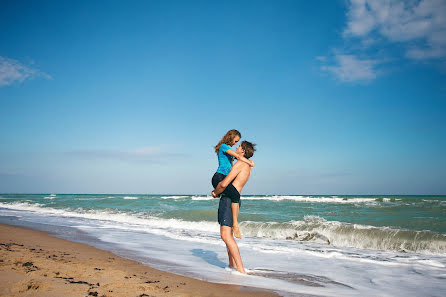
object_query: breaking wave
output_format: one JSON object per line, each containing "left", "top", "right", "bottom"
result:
{"left": 1, "top": 202, "right": 445, "bottom": 255}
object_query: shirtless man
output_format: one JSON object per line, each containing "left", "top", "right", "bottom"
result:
{"left": 211, "top": 140, "right": 256, "bottom": 274}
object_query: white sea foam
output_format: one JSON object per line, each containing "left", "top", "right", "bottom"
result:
{"left": 1, "top": 202, "right": 44, "bottom": 209}
{"left": 44, "top": 194, "right": 57, "bottom": 199}
{"left": 160, "top": 196, "right": 189, "bottom": 199}
{"left": 240, "top": 196, "right": 378, "bottom": 204}
{"left": 0, "top": 202, "right": 218, "bottom": 233}
{"left": 417, "top": 260, "right": 445, "bottom": 267}
{"left": 153, "top": 195, "right": 399, "bottom": 204}
{"left": 123, "top": 196, "right": 138, "bottom": 200}
{"left": 240, "top": 216, "right": 446, "bottom": 255}
{"left": 191, "top": 196, "right": 213, "bottom": 200}
{"left": 1, "top": 201, "right": 445, "bottom": 256}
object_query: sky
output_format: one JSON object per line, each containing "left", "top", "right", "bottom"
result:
{"left": 1, "top": 0, "right": 445, "bottom": 195}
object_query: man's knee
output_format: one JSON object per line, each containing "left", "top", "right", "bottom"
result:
{"left": 221, "top": 230, "right": 232, "bottom": 242}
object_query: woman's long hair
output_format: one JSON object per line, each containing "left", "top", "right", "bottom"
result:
{"left": 214, "top": 129, "right": 241, "bottom": 154}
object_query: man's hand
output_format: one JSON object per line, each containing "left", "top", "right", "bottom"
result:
{"left": 249, "top": 160, "right": 255, "bottom": 167}
{"left": 211, "top": 191, "right": 219, "bottom": 198}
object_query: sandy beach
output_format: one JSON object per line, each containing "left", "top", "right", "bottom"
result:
{"left": 0, "top": 223, "right": 279, "bottom": 297}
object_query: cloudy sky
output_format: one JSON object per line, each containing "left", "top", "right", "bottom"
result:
{"left": 1, "top": 0, "right": 445, "bottom": 195}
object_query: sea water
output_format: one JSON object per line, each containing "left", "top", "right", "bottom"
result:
{"left": 0, "top": 194, "right": 445, "bottom": 296}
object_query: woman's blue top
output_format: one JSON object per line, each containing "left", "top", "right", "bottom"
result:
{"left": 216, "top": 143, "right": 233, "bottom": 175}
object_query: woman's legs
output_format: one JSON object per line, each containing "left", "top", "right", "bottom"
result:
{"left": 220, "top": 225, "right": 246, "bottom": 273}
{"left": 231, "top": 202, "right": 242, "bottom": 239}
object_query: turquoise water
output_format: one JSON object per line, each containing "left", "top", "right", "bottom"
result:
{"left": 1, "top": 194, "right": 445, "bottom": 254}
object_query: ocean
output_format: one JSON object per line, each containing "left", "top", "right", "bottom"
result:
{"left": 0, "top": 194, "right": 445, "bottom": 296}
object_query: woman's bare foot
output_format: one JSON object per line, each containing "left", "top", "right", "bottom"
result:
{"left": 233, "top": 225, "right": 242, "bottom": 239}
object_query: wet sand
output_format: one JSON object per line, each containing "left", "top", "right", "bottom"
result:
{"left": 0, "top": 223, "right": 279, "bottom": 297}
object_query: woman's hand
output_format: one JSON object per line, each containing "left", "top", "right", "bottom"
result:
{"left": 211, "top": 191, "right": 219, "bottom": 198}
{"left": 229, "top": 150, "right": 254, "bottom": 167}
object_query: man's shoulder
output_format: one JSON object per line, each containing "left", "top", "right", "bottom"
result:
{"left": 234, "top": 161, "right": 250, "bottom": 169}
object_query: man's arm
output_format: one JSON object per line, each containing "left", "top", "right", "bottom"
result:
{"left": 224, "top": 149, "right": 255, "bottom": 167}
{"left": 212, "top": 162, "right": 243, "bottom": 196}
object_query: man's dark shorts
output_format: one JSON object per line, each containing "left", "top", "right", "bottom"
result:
{"left": 212, "top": 172, "right": 241, "bottom": 227}
{"left": 218, "top": 196, "right": 234, "bottom": 227}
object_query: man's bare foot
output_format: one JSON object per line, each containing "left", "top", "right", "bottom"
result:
{"left": 233, "top": 225, "right": 242, "bottom": 239}
{"left": 237, "top": 267, "right": 247, "bottom": 274}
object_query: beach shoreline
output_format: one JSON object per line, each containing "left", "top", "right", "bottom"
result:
{"left": 1, "top": 195, "right": 444, "bottom": 297}
{"left": 0, "top": 223, "right": 280, "bottom": 297}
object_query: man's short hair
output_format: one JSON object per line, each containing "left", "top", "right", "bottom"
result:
{"left": 241, "top": 141, "right": 256, "bottom": 159}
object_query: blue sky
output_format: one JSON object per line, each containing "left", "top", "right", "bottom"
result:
{"left": 1, "top": 0, "right": 445, "bottom": 195}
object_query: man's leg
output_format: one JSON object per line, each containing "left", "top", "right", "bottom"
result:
{"left": 231, "top": 202, "right": 242, "bottom": 239}
{"left": 220, "top": 225, "right": 246, "bottom": 274}
{"left": 226, "top": 246, "right": 236, "bottom": 269}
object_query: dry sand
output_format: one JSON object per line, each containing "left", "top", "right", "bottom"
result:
{"left": 0, "top": 223, "right": 279, "bottom": 297}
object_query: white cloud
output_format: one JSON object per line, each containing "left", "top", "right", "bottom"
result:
{"left": 406, "top": 46, "right": 446, "bottom": 59}
{"left": 320, "top": 0, "right": 446, "bottom": 82}
{"left": 0, "top": 56, "right": 52, "bottom": 87}
{"left": 344, "top": 0, "right": 446, "bottom": 60}
{"left": 344, "top": 0, "right": 379, "bottom": 36}
{"left": 322, "top": 54, "right": 377, "bottom": 82}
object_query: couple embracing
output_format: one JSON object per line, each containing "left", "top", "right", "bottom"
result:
{"left": 211, "top": 129, "right": 256, "bottom": 274}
